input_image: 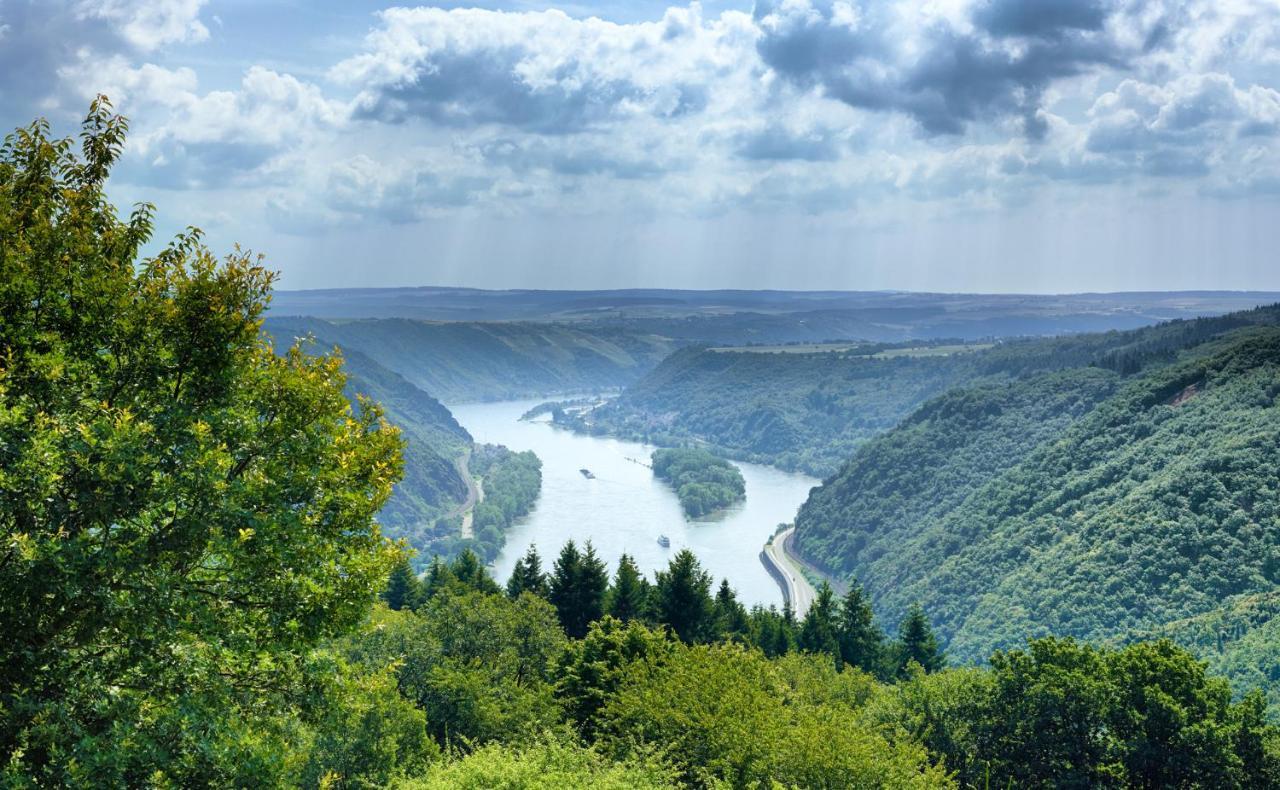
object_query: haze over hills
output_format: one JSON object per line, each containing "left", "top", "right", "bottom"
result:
{"left": 265, "top": 316, "right": 677, "bottom": 403}
{"left": 270, "top": 288, "right": 1280, "bottom": 344}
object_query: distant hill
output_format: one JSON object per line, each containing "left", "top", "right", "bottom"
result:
{"left": 790, "top": 308, "right": 1280, "bottom": 702}
{"left": 265, "top": 316, "right": 677, "bottom": 403}
{"left": 269, "top": 287, "right": 1280, "bottom": 334}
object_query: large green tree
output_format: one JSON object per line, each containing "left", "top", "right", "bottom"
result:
{"left": 654, "top": 549, "right": 714, "bottom": 644}
{"left": 837, "top": 578, "right": 886, "bottom": 677}
{"left": 0, "top": 101, "right": 403, "bottom": 783}
{"left": 549, "top": 540, "right": 608, "bottom": 638}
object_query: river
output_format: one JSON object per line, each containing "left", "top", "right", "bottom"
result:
{"left": 449, "top": 399, "right": 820, "bottom": 607}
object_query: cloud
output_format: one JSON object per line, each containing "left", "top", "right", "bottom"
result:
{"left": 56, "top": 58, "right": 344, "bottom": 189}
{"left": 332, "top": 5, "right": 745, "bottom": 133}
{"left": 0, "top": 0, "right": 210, "bottom": 128}
{"left": 75, "top": 0, "right": 209, "bottom": 51}
{"left": 753, "top": 0, "right": 1149, "bottom": 137}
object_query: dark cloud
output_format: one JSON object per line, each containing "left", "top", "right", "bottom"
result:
{"left": 974, "top": 0, "right": 1108, "bottom": 38}
{"left": 755, "top": 0, "right": 1137, "bottom": 138}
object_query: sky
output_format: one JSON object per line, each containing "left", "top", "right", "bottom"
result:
{"left": 3, "top": 0, "right": 1280, "bottom": 292}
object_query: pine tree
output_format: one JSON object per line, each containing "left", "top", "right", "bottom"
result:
{"left": 836, "top": 578, "right": 885, "bottom": 676}
{"left": 607, "top": 553, "right": 650, "bottom": 622}
{"left": 450, "top": 549, "right": 500, "bottom": 595}
{"left": 798, "top": 581, "right": 841, "bottom": 667}
{"left": 382, "top": 554, "right": 421, "bottom": 611}
{"left": 506, "top": 544, "right": 549, "bottom": 599}
{"left": 421, "top": 556, "right": 456, "bottom": 601}
{"left": 550, "top": 541, "right": 583, "bottom": 635}
{"left": 713, "top": 578, "right": 749, "bottom": 641}
{"left": 579, "top": 542, "right": 609, "bottom": 630}
{"left": 655, "top": 549, "right": 714, "bottom": 643}
{"left": 549, "top": 540, "right": 608, "bottom": 638}
{"left": 896, "top": 603, "right": 945, "bottom": 676}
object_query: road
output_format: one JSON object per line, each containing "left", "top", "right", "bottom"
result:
{"left": 761, "top": 526, "right": 816, "bottom": 616}
{"left": 450, "top": 451, "right": 481, "bottom": 539}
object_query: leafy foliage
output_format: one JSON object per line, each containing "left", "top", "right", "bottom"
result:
{"left": 0, "top": 99, "right": 404, "bottom": 784}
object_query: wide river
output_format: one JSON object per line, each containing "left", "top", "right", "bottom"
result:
{"left": 450, "top": 399, "right": 820, "bottom": 607}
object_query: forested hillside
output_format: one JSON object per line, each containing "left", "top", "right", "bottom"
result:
{"left": 339, "top": 351, "right": 472, "bottom": 551}
{"left": 566, "top": 307, "right": 1280, "bottom": 476}
{"left": 558, "top": 345, "right": 989, "bottom": 475}
{"left": 265, "top": 316, "right": 677, "bottom": 402}
{"left": 794, "top": 323, "right": 1280, "bottom": 680}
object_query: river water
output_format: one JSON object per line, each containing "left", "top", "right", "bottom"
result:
{"left": 449, "top": 399, "right": 820, "bottom": 607}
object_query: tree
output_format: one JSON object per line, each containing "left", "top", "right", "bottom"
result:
{"left": 837, "top": 578, "right": 885, "bottom": 676}
{"left": 555, "top": 616, "right": 673, "bottom": 738}
{"left": 713, "top": 578, "right": 750, "bottom": 641}
{"left": 798, "top": 582, "right": 841, "bottom": 668}
{"left": 506, "top": 543, "right": 549, "bottom": 599}
{"left": 895, "top": 604, "right": 945, "bottom": 676}
{"left": 0, "top": 100, "right": 403, "bottom": 783}
{"left": 383, "top": 554, "right": 423, "bottom": 611}
{"left": 607, "top": 552, "right": 651, "bottom": 622}
{"left": 654, "top": 549, "right": 714, "bottom": 643}
{"left": 549, "top": 540, "right": 608, "bottom": 638}
{"left": 450, "top": 548, "right": 501, "bottom": 595}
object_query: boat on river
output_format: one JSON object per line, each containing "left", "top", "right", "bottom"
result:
{"left": 580, "top": 468, "right": 595, "bottom": 479}
{"left": 657, "top": 534, "right": 671, "bottom": 548}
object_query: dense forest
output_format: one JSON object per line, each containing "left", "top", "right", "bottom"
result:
{"left": 651, "top": 447, "right": 746, "bottom": 518}
{"left": 6, "top": 103, "right": 1280, "bottom": 786}
{"left": 794, "top": 318, "right": 1280, "bottom": 709}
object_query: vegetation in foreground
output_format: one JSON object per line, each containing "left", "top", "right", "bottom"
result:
{"left": 4, "top": 102, "right": 1278, "bottom": 788}
{"left": 651, "top": 447, "right": 746, "bottom": 518}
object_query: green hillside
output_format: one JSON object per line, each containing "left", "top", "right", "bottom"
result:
{"left": 266, "top": 316, "right": 677, "bottom": 402}
{"left": 794, "top": 323, "right": 1280, "bottom": 674}
{"left": 338, "top": 351, "right": 473, "bottom": 552}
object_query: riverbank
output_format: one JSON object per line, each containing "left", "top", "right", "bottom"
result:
{"left": 761, "top": 527, "right": 816, "bottom": 616}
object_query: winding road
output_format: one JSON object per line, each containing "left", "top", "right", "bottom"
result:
{"left": 450, "top": 451, "right": 482, "bottom": 538}
{"left": 761, "top": 526, "right": 816, "bottom": 616}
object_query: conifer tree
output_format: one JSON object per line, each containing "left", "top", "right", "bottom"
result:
{"left": 450, "top": 549, "right": 500, "bottom": 595}
{"left": 506, "top": 544, "right": 549, "bottom": 599}
{"left": 895, "top": 603, "right": 945, "bottom": 676}
{"left": 607, "top": 553, "right": 650, "bottom": 622}
{"left": 655, "top": 549, "right": 714, "bottom": 643}
{"left": 798, "top": 582, "right": 841, "bottom": 667}
{"left": 836, "top": 578, "right": 885, "bottom": 676}
{"left": 713, "top": 578, "right": 750, "bottom": 641}
{"left": 549, "top": 540, "right": 608, "bottom": 638}
{"left": 382, "top": 555, "right": 422, "bottom": 611}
